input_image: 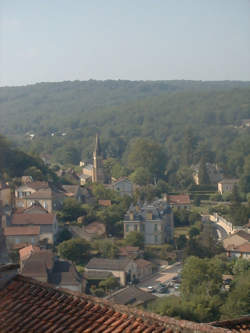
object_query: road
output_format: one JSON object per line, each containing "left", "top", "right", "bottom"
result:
{"left": 137, "top": 262, "right": 182, "bottom": 292}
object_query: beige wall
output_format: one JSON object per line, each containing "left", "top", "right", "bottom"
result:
{"left": 218, "top": 182, "right": 237, "bottom": 194}
{"left": 0, "top": 188, "right": 12, "bottom": 207}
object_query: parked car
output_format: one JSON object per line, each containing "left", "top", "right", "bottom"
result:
{"left": 147, "top": 286, "right": 156, "bottom": 293}
{"left": 156, "top": 284, "right": 168, "bottom": 294}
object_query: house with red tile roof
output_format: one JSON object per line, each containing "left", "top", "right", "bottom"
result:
{"left": 3, "top": 203, "right": 58, "bottom": 248}
{"left": 164, "top": 194, "right": 191, "bottom": 209}
{"left": 3, "top": 226, "right": 40, "bottom": 249}
{"left": 225, "top": 242, "right": 250, "bottom": 259}
{"left": 0, "top": 264, "right": 247, "bottom": 332}
{"left": 98, "top": 199, "right": 112, "bottom": 207}
{"left": 14, "top": 181, "right": 64, "bottom": 212}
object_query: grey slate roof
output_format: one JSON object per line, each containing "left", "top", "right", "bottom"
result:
{"left": 86, "top": 258, "right": 131, "bottom": 271}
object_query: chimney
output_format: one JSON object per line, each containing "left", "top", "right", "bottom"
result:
{"left": 0, "top": 264, "right": 19, "bottom": 289}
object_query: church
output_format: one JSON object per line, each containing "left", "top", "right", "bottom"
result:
{"left": 92, "top": 134, "right": 107, "bottom": 184}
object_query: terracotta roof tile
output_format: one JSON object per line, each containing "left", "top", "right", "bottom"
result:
{"left": 11, "top": 213, "right": 55, "bottom": 225}
{"left": 3, "top": 226, "right": 40, "bottom": 236}
{"left": 168, "top": 194, "right": 191, "bottom": 205}
{"left": 0, "top": 274, "right": 231, "bottom": 332}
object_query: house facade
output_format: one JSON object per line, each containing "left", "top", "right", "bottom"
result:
{"left": 225, "top": 242, "right": 250, "bottom": 260}
{"left": 218, "top": 179, "right": 239, "bottom": 195}
{"left": 110, "top": 178, "right": 133, "bottom": 197}
{"left": 135, "top": 259, "right": 153, "bottom": 280}
{"left": 3, "top": 204, "right": 58, "bottom": 248}
{"left": 4, "top": 226, "right": 40, "bottom": 249}
{"left": 15, "top": 181, "right": 64, "bottom": 212}
{"left": 123, "top": 200, "right": 174, "bottom": 245}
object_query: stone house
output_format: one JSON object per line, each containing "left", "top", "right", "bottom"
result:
{"left": 223, "top": 231, "right": 250, "bottom": 250}
{"left": 110, "top": 178, "right": 133, "bottom": 197}
{"left": 20, "top": 249, "right": 84, "bottom": 292}
{"left": 4, "top": 226, "right": 41, "bottom": 250}
{"left": 3, "top": 204, "right": 58, "bottom": 248}
{"left": 218, "top": 179, "right": 239, "bottom": 194}
{"left": 15, "top": 181, "right": 64, "bottom": 212}
{"left": 123, "top": 200, "right": 174, "bottom": 245}
{"left": 134, "top": 259, "right": 153, "bottom": 280}
{"left": 85, "top": 257, "right": 137, "bottom": 286}
{"left": 225, "top": 242, "right": 250, "bottom": 260}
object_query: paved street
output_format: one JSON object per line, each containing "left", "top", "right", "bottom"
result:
{"left": 137, "top": 262, "right": 182, "bottom": 292}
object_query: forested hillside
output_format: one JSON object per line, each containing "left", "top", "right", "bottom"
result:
{"left": 0, "top": 80, "right": 250, "bottom": 186}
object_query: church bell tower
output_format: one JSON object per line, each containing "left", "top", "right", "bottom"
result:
{"left": 92, "top": 134, "right": 105, "bottom": 184}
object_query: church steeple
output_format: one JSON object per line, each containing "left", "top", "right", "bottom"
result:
{"left": 92, "top": 134, "right": 105, "bottom": 184}
{"left": 94, "top": 134, "right": 102, "bottom": 156}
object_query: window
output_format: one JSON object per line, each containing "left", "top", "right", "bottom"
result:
{"left": 154, "top": 224, "right": 158, "bottom": 232}
{"left": 126, "top": 225, "right": 129, "bottom": 232}
{"left": 134, "top": 225, "right": 138, "bottom": 231}
{"left": 154, "top": 235, "right": 158, "bottom": 243}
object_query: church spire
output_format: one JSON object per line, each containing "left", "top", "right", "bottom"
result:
{"left": 92, "top": 134, "right": 105, "bottom": 184}
{"left": 94, "top": 134, "right": 102, "bottom": 156}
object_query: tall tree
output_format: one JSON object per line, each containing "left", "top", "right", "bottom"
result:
{"left": 198, "top": 158, "right": 210, "bottom": 185}
{"left": 128, "top": 138, "right": 167, "bottom": 182}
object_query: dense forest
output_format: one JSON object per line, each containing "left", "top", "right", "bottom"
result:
{"left": 1, "top": 80, "right": 250, "bottom": 190}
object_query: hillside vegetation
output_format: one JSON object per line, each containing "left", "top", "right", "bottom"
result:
{"left": 0, "top": 80, "right": 250, "bottom": 186}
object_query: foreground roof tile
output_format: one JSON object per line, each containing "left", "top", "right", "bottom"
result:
{"left": 0, "top": 274, "right": 234, "bottom": 333}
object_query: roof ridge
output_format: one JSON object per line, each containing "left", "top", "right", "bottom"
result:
{"left": 8, "top": 275, "right": 227, "bottom": 332}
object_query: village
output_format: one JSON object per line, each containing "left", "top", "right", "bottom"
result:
{"left": 0, "top": 135, "right": 249, "bottom": 311}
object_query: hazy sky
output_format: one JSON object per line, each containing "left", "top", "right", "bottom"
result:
{"left": 1, "top": 0, "right": 250, "bottom": 86}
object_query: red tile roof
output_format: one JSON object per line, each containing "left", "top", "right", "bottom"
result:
{"left": 98, "top": 199, "right": 112, "bottom": 207}
{"left": 11, "top": 213, "right": 55, "bottom": 225}
{"left": 227, "top": 242, "right": 250, "bottom": 253}
{"left": 3, "top": 226, "right": 40, "bottom": 236}
{"left": 0, "top": 273, "right": 228, "bottom": 333}
{"left": 169, "top": 195, "right": 191, "bottom": 205}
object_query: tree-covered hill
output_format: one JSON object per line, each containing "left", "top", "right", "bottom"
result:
{"left": 1, "top": 79, "right": 250, "bottom": 137}
{"left": 0, "top": 80, "right": 250, "bottom": 184}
